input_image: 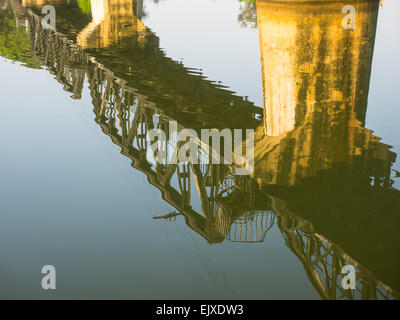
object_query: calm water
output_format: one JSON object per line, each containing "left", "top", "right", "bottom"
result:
{"left": 0, "top": 0, "right": 399, "bottom": 300}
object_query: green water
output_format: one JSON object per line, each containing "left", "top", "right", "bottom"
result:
{"left": 0, "top": 0, "right": 399, "bottom": 299}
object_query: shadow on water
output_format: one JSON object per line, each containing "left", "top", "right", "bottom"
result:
{"left": 1, "top": 0, "right": 399, "bottom": 299}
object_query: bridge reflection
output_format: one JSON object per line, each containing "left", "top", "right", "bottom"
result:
{"left": 2, "top": 0, "right": 399, "bottom": 300}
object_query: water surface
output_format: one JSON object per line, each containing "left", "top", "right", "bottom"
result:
{"left": 0, "top": 0, "right": 400, "bottom": 299}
